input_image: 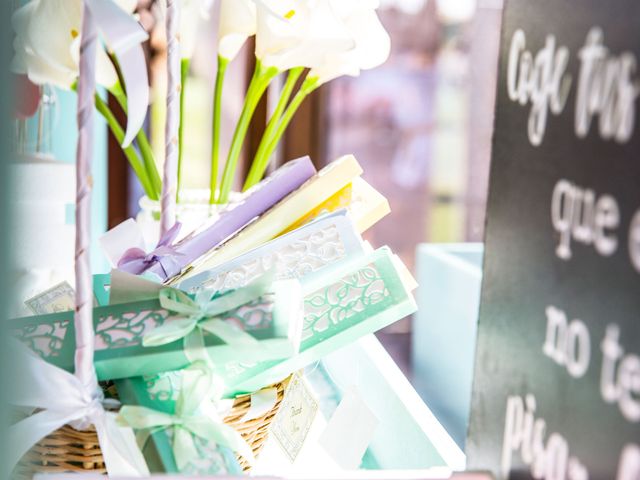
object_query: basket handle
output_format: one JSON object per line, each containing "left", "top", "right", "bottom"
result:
{"left": 74, "top": 0, "right": 98, "bottom": 388}
{"left": 74, "top": 0, "right": 151, "bottom": 387}
{"left": 160, "top": 0, "right": 182, "bottom": 237}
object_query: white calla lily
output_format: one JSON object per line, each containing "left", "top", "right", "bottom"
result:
{"left": 309, "top": 0, "right": 390, "bottom": 84}
{"left": 157, "top": 0, "right": 215, "bottom": 60}
{"left": 11, "top": 0, "right": 137, "bottom": 90}
{"left": 253, "top": 0, "right": 354, "bottom": 71}
{"left": 209, "top": 0, "right": 258, "bottom": 203}
{"left": 243, "top": 0, "right": 391, "bottom": 189}
{"left": 218, "top": 0, "right": 257, "bottom": 61}
{"left": 11, "top": 2, "right": 75, "bottom": 88}
{"left": 181, "top": 0, "right": 215, "bottom": 59}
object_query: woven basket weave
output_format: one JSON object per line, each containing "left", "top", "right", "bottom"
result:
{"left": 224, "top": 375, "right": 290, "bottom": 471}
{"left": 14, "top": 377, "right": 290, "bottom": 477}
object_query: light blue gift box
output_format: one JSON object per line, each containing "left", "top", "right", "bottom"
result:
{"left": 412, "top": 243, "right": 483, "bottom": 449}
{"left": 176, "top": 209, "right": 366, "bottom": 294}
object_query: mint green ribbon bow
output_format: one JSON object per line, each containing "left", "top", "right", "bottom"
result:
{"left": 143, "top": 277, "right": 273, "bottom": 365}
{"left": 117, "top": 362, "right": 254, "bottom": 471}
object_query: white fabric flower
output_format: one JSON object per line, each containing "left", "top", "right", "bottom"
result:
{"left": 253, "top": 0, "right": 354, "bottom": 71}
{"left": 308, "top": 0, "right": 390, "bottom": 84}
{"left": 218, "top": 0, "right": 257, "bottom": 61}
{"left": 11, "top": 0, "right": 136, "bottom": 89}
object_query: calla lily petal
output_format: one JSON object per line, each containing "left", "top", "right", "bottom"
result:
{"left": 11, "top": 0, "right": 151, "bottom": 141}
{"left": 84, "top": 0, "right": 150, "bottom": 147}
{"left": 219, "top": 0, "right": 257, "bottom": 61}
{"left": 69, "top": 36, "right": 120, "bottom": 90}
{"left": 157, "top": 0, "right": 215, "bottom": 60}
{"left": 253, "top": 0, "right": 355, "bottom": 71}
{"left": 25, "top": 0, "right": 81, "bottom": 77}
{"left": 309, "top": 2, "right": 390, "bottom": 84}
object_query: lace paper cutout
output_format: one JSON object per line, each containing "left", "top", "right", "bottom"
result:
{"left": 193, "top": 225, "right": 346, "bottom": 293}
{"left": 145, "top": 370, "right": 182, "bottom": 402}
{"left": 14, "top": 294, "right": 275, "bottom": 358}
{"left": 302, "top": 263, "right": 387, "bottom": 342}
{"left": 95, "top": 309, "right": 170, "bottom": 350}
{"left": 13, "top": 320, "right": 70, "bottom": 358}
{"left": 219, "top": 262, "right": 389, "bottom": 383}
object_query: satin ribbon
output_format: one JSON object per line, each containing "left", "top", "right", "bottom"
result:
{"left": 85, "top": 0, "right": 149, "bottom": 147}
{"left": 118, "top": 362, "right": 254, "bottom": 470}
{"left": 118, "top": 221, "right": 183, "bottom": 278}
{"left": 142, "top": 276, "right": 274, "bottom": 365}
{"left": 7, "top": 339, "right": 149, "bottom": 477}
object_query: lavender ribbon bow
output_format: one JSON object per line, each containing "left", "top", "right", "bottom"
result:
{"left": 118, "top": 222, "right": 183, "bottom": 278}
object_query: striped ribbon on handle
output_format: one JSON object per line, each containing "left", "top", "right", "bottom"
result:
{"left": 161, "top": 0, "right": 181, "bottom": 237}
{"left": 74, "top": 0, "right": 98, "bottom": 390}
{"left": 63, "top": 1, "right": 151, "bottom": 474}
{"left": 74, "top": 0, "right": 151, "bottom": 387}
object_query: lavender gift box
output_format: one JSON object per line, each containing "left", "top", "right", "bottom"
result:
{"left": 116, "top": 156, "right": 317, "bottom": 282}
{"left": 176, "top": 209, "right": 366, "bottom": 294}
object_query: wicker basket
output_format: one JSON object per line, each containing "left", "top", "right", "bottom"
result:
{"left": 224, "top": 375, "right": 290, "bottom": 471}
{"left": 14, "top": 377, "right": 290, "bottom": 477}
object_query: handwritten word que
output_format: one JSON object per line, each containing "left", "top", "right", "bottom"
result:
{"left": 576, "top": 28, "right": 640, "bottom": 144}
{"left": 551, "top": 179, "right": 619, "bottom": 260}
{"left": 601, "top": 324, "right": 640, "bottom": 423}
{"left": 507, "top": 29, "right": 571, "bottom": 146}
{"left": 502, "top": 394, "right": 588, "bottom": 480}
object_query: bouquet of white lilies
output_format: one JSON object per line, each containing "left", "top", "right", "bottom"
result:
{"left": 11, "top": 0, "right": 390, "bottom": 205}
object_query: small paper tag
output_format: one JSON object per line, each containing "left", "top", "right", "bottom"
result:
{"left": 25, "top": 281, "right": 76, "bottom": 314}
{"left": 271, "top": 373, "right": 318, "bottom": 462}
{"left": 25, "top": 281, "right": 99, "bottom": 314}
{"left": 318, "top": 386, "right": 378, "bottom": 469}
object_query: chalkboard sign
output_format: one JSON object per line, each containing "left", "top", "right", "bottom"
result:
{"left": 466, "top": 1, "right": 640, "bottom": 479}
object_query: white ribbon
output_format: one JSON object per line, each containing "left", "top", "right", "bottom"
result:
{"left": 6, "top": 339, "right": 149, "bottom": 477}
{"left": 215, "top": 387, "right": 279, "bottom": 424}
{"left": 85, "top": 0, "right": 150, "bottom": 147}
{"left": 99, "top": 218, "right": 147, "bottom": 268}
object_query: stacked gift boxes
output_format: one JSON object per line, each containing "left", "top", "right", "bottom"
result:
{"left": 12, "top": 155, "right": 416, "bottom": 475}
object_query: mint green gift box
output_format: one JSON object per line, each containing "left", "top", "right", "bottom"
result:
{"left": 116, "top": 368, "right": 244, "bottom": 474}
{"left": 11, "top": 280, "right": 303, "bottom": 380}
{"left": 213, "top": 246, "right": 418, "bottom": 397}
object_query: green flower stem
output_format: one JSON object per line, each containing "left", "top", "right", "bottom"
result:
{"left": 243, "top": 67, "right": 305, "bottom": 191}
{"left": 250, "top": 76, "right": 321, "bottom": 186}
{"left": 94, "top": 93, "right": 156, "bottom": 199}
{"left": 209, "top": 55, "right": 229, "bottom": 204}
{"left": 178, "top": 58, "right": 190, "bottom": 203}
{"left": 109, "top": 82, "right": 162, "bottom": 200}
{"left": 217, "top": 59, "right": 279, "bottom": 204}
